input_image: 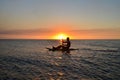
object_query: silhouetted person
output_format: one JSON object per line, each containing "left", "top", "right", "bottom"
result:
{"left": 53, "top": 37, "right": 71, "bottom": 50}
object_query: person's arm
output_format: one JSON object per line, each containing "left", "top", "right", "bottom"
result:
{"left": 62, "top": 40, "right": 67, "bottom": 43}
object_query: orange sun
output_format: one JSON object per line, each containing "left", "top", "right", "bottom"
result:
{"left": 53, "top": 33, "right": 68, "bottom": 39}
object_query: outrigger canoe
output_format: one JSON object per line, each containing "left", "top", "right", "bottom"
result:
{"left": 46, "top": 47, "right": 79, "bottom": 51}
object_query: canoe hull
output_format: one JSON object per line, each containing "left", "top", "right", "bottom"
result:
{"left": 46, "top": 48, "right": 79, "bottom": 51}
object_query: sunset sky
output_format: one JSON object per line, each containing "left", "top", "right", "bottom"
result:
{"left": 0, "top": 0, "right": 120, "bottom": 39}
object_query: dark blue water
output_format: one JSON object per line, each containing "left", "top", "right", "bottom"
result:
{"left": 0, "top": 39, "right": 120, "bottom": 80}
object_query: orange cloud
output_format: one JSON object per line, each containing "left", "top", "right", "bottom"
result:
{"left": 0, "top": 28, "right": 120, "bottom": 39}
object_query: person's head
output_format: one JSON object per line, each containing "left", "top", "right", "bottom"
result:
{"left": 66, "top": 37, "right": 70, "bottom": 41}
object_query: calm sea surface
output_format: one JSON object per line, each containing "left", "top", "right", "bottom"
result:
{"left": 0, "top": 39, "right": 120, "bottom": 80}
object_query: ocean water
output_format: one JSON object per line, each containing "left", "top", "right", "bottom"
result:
{"left": 0, "top": 39, "right": 120, "bottom": 80}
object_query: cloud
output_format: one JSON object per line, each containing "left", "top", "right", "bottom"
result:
{"left": 0, "top": 28, "right": 53, "bottom": 35}
{"left": 70, "top": 28, "right": 120, "bottom": 34}
{"left": 0, "top": 28, "right": 55, "bottom": 39}
{"left": 0, "top": 28, "right": 120, "bottom": 39}
{"left": 68, "top": 28, "right": 120, "bottom": 39}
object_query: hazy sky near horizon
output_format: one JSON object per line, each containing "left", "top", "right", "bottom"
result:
{"left": 0, "top": 0, "right": 120, "bottom": 39}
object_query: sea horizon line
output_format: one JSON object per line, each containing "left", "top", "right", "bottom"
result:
{"left": 0, "top": 39, "right": 120, "bottom": 40}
